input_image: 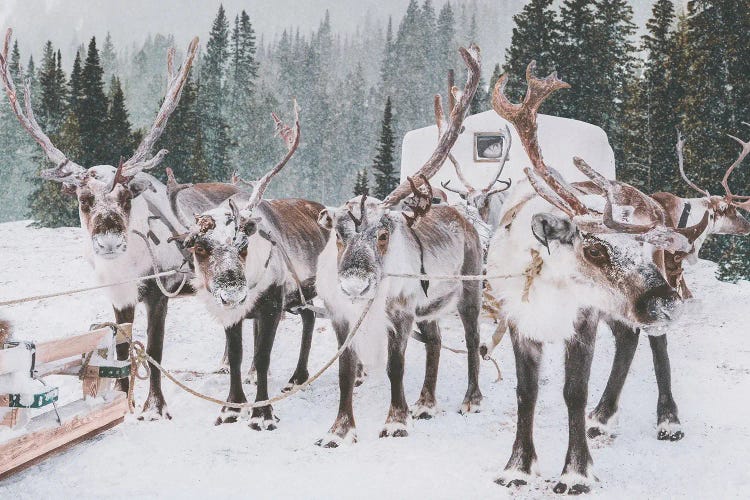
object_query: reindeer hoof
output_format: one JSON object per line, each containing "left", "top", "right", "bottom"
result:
{"left": 479, "top": 342, "right": 490, "bottom": 359}
{"left": 459, "top": 399, "right": 482, "bottom": 415}
{"left": 138, "top": 396, "right": 171, "bottom": 421}
{"left": 215, "top": 407, "right": 244, "bottom": 425}
{"left": 412, "top": 400, "right": 437, "bottom": 420}
{"left": 249, "top": 416, "right": 278, "bottom": 431}
{"left": 379, "top": 421, "right": 409, "bottom": 438}
{"left": 316, "top": 428, "right": 357, "bottom": 448}
{"left": 554, "top": 472, "right": 595, "bottom": 495}
{"left": 586, "top": 410, "right": 617, "bottom": 441}
{"left": 657, "top": 421, "right": 684, "bottom": 441}
{"left": 244, "top": 369, "right": 258, "bottom": 385}
{"left": 553, "top": 482, "right": 590, "bottom": 495}
{"left": 282, "top": 370, "right": 309, "bottom": 392}
{"left": 495, "top": 467, "right": 534, "bottom": 488}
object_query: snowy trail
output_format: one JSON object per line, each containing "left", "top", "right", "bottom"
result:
{"left": 1, "top": 220, "right": 749, "bottom": 499}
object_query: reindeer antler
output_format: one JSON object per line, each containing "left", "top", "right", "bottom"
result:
{"left": 121, "top": 37, "right": 199, "bottom": 178}
{"left": 676, "top": 130, "right": 710, "bottom": 198}
{"left": 402, "top": 175, "right": 433, "bottom": 227}
{"left": 381, "top": 44, "right": 481, "bottom": 208}
{"left": 720, "top": 123, "right": 750, "bottom": 205}
{"left": 244, "top": 99, "right": 301, "bottom": 211}
{"left": 492, "top": 61, "right": 587, "bottom": 217}
{"left": 0, "top": 28, "right": 87, "bottom": 184}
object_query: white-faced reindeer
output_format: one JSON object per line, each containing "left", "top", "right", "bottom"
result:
{"left": 486, "top": 64, "right": 708, "bottom": 494}
{"left": 0, "top": 29, "right": 238, "bottom": 419}
{"left": 313, "top": 45, "right": 482, "bottom": 447}
{"left": 180, "top": 103, "right": 331, "bottom": 430}
{"left": 587, "top": 127, "right": 750, "bottom": 442}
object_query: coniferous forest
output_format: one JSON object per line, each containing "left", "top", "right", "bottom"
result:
{"left": 1, "top": 0, "right": 749, "bottom": 280}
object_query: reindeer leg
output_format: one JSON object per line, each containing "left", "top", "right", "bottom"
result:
{"left": 380, "top": 312, "right": 412, "bottom": 438}
{"left": 413, "top": 320, "right": 441, "bottom": 420}
{"left": 588, "top": 319, "right": 639, "bottom": 440}
{"left": 553, "top": 310, "right": 598, "bottom": 495}
{"left": 216, "top": 340, "right": 230, "bottom": 374}
{"left": 283, "top": 308, "right": 314, "bottom": 391}
{"left": 249, "top": 286, "right": 283, "bottom": 431}
{"left": 244, "top": 320, "right": 259, "bottom": 385}
{"left": 138, "top": 282, "right": 171, "bottom": 420}
{"left": 113, "top": 305, "right": 135, "bottom": 393}
{"left": 459, "top": 280, "right": 483, "bottom": 414}
{"left": 316, "top": 318, "right": 357, "bottom": 447}
{"left": 649, "top": 334, "right": 683, "bottom": 441}
{"left": 215, "top": 321, "right": 248, "bottom": 424}
{"left": 496, "top": 324, "right": 541, "bottom": 488}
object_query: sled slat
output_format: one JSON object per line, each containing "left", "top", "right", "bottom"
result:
{"left": 0, "top": 392, "right": 128, "bottom": 479}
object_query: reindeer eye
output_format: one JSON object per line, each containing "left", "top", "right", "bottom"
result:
{"left": 378, "top": 231, "right": 389, "bottom": 242}
{"left": 79, "top": 194, "right": 94, "bottom": 211}
{"left": 243, "top": 221, "right": 257, "bottom": 236}
{"left": 193, "top": 244, "right": 208, "bottom": 258}
{"left": 583, "top": 243, "right": 609, "bottom": 265}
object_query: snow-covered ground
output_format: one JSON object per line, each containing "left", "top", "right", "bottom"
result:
{"left": 1, "top": 220, "right": 749, "bottom": 499}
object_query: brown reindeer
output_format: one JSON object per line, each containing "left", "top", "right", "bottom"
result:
{"left": 587, "top": 127, "right": 750, "bottom": 442}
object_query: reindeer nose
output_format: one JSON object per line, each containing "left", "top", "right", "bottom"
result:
{"left": 339, "top": 276, "right": 371, "bottom": 298}
{"left": 92, "top": 234, "right": 127, "bottom": 258}
{"left": 217, "top": 287, "right": 248, "bottom": 308}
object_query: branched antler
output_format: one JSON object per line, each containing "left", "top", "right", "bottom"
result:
{"left": 402, "top": 175, "right": 433, "bottom": 227}
{"left": 381, "top": 44, "right": 481, "bottom": 208}
{"left": 0, "top": 28, "right": 87, "bottom": 184}
{"left": 122, "top": 37, "right": 199, "bottom": 177}
{"left": 244, "top": 99, "right": 301, "bottom": 211}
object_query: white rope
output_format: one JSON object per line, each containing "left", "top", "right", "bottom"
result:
{"left": 0, "top": 269, "right": 184, "bottom": 307}
{"left": 385, "top": 272, "right": 521, "bottom": 281}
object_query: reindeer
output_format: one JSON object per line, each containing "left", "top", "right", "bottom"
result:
{"left": 0, "top": 29, "right": 238, "bottom": 419}
{"left": 312, "top": 45, "right": 482, "bottom": 447}
{"left": 180, "top": 102, "right": 332, "bottom": 429}
{"left": 587, "top": 127, "right": 750, "bottom": 442}
{"left": 486, "top": 63, "right": 709, "bottom": 493}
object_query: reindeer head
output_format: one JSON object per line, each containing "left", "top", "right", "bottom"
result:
{"left": 491, "top": 62, "right": 709, "bottom": 326}
{"left": 675, "top": 126, "right": 750, "bottom": 236}
{"left": 0, "top": 29, "right": 198, "bottom": 260}
{"left": 318, "top": 180, "right": 432, "bottom": 300}
{"left": 317, "top": 45, "right": 481, "bottom": 302}
{"left": 184, "top": 101, "right": 300, "bottom": 309}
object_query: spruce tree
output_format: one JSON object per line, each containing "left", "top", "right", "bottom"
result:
{"left": 436, "top": 2, "right": 457, "bottom": 87}
{"left": 106, "top": 76, "right": 133, "bottom": 161}
{"left": 200, "top": 5, "right": 231, "bottom": 181}
{"left": 101, "top": 32, "right": 117, "bottom": 80}
{"left": 69, "top": 50, "right": 84, "bottom": 115}
{"left": 372, "top": 97, "right": 397, "bottom": 199}
{"left": 78, "top": 37, "right": 109, "bottom": 165}
{"left": 621, "top": 0, "right": 681, "bottom": 193}
{"left": 353, "top": 169, "right": 370, "bottom": 196}
{"left": 556, "top": 0, "right": 598, "bottom": 121}
{"left": 227, "top": 10, "right": 259, "bottom": 171}
{"left": 28, "top": 42, "right": 78, "bottom": 227}
{"left": 502, "top": 0, "right": 562, "bottom": 112}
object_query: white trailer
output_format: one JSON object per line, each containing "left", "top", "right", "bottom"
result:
{"left": 400, "top": 109, "right": 615, "bottom": 200}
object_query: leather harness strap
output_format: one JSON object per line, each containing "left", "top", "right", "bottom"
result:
{"left": 677, "top": 201, "right": 691, "bottom": 229}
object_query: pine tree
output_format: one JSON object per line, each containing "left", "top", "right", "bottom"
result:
{"left": 621, "top": 0, "right": 681, "bottom": 193}
{"left": 488, "top": 63, "right": 503, "bottom": 95}
{"left": 556, "top": 0, "right": 598, "bottom": 121}
{"left": 106, "top": 76, "right": 133, "bottom": 162}
{"left": 436, "top": 2, "right": 457, "bottom": 85}
{"left": 502, "top": 0, "right": 562, "bottom": 111}
{"left": 69, "top": 50, "right": 84, "bottom": 114}
{"left": 78, "top": 37, "right": 109, "bottom": 165}
{"left": 28, "top": 42, "right": 78, "bottom": 227}
{"left": 199, "top": 5, "right": 231, "bottom": 180}
{"left": 353, "top": 169, "right": 370, "bottom": 196}
{"left": 156, "top": 72, "right": 208, "bottom": 183}
{"left": 372, "top": 97, "right": 397, "bottom": 199}
{"left": 101, "top": 32, "right": 117, "bottom": 80}
{"left": 679, "top": 0, "right": 750, "bottom": 281}
{"left": 227, "top": 10, "right": 259, "bottom": 171}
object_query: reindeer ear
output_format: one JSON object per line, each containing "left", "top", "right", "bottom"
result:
{"left": 531, "top": 213, "right": 576, "bottom": 248}
{"left": 128, "top": 177, "right": 155, "bottom": 198}
{"left": 318, "top": 208, "right": 333, "bottom": 230}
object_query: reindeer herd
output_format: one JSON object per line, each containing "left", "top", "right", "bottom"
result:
{"left": 3, "top": 28, "right": 750, "bottom": 494}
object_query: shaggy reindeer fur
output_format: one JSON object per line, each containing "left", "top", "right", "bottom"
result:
{"left": 315, "top": 195, "right": 483, "bottom": 446}
{"left": 487, "top": 179, "right": 682, "bottom": 493}
{"left": 188, "top": 194, "right": 328, "bottom": 429}
{"left": 588, "top": 191, "right": 750, "bottom": 442}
